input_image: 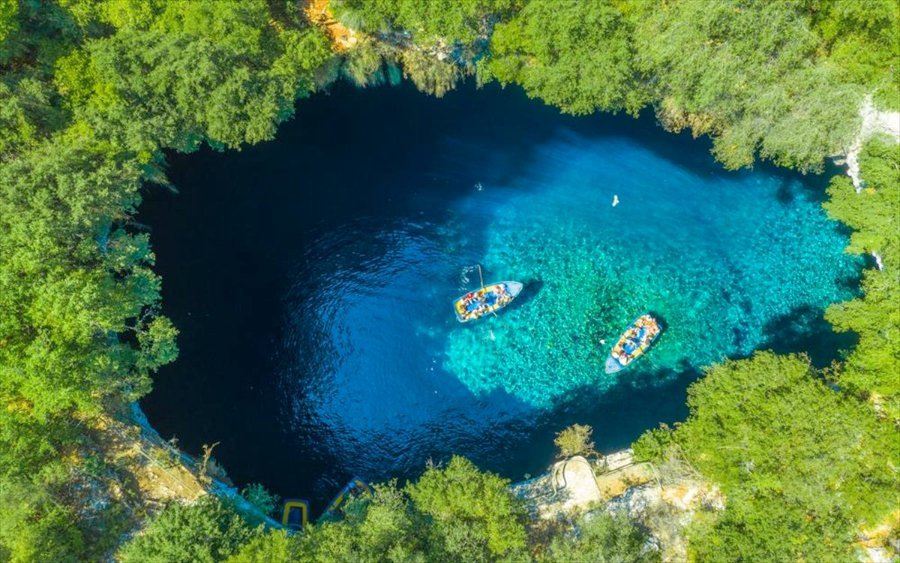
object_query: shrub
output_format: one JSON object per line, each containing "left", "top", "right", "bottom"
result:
{"left": 118, "top": 497, "right": 258, "bottom": 563}
{"left": 554, "top": 424, "right": 595, "bottom": 458}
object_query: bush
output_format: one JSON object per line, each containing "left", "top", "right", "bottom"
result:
{"left": 118, "top": 497, "right": 258, "bottom": 563}
{"left": 407, "top": 456, "right": 528, "bottom": 561}
{"left": 226, "top": 530, "right": 298, "bottom": 563}
{"left": 241, "top": 483, "right": 279, "bottom": 517}
{"left": 545, "top": 511, "right": 657, "bottom": 563}
{"left": 553, "top": 424, "right": 595, "bottom": 458}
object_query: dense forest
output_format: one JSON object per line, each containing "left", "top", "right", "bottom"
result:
{"left": 0, "top": 0, "right": 897, "bottom": 561}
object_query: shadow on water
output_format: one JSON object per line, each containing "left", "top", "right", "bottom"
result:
{"left": 509, "top": 279, "right": 545, "bottom": 311}
{"left": 758, "top": 305, "right": 858, "bottom": 368}
{"left": 480, "top": 366, "right": 700, "bottom": 481}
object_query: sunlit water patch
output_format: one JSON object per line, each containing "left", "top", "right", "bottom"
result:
{"left": 443, "top": 133, "right": 860, "bottom": 406}
{"left": 140, "top": 82, "right": 859, "bottom": 507}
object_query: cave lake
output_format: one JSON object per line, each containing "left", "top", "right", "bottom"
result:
{"left": 140, "top": 81, "right": 860, "bottom": 511}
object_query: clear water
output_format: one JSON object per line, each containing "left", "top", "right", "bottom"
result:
{"left": 141, "top": 82, "right": 860, "bottom": 509}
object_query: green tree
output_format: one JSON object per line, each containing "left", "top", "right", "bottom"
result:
{"left": 0, "top": 0, "right": 19, "bottom": 59}
{"left": 407, "top": 456, "right": 528, "bottom": 561}
{"left": 241, "top": 483, "right": 279, "bottom": 516}
{"left": 0, "top": 76, "right": 67, "bottom": 160}
{"left": 118, "top": 497, "right": 258, "bottom": 563}
{"left": 642, "top": 352, "right": 899, "bottom": 561}
{"left": 334, "top": 0, "right": 521, "bottom": 94}
{"left": 0, "top": 138, "right": 175, "bottom": 421}
{"left": 544, "top": 511, "right": 657, "bottom": 563}
{"left": 808, "top": 0, "right": 900, "bottom": 109}
{"left": 334, "top": 0, "right": 520, "bottom": 46}
{"left": 57, "top": 26, "right": 331, "bottom": 154}
{"left": 0, "top": 479, "right": 84, "bottom": 563}
{"left": 293, "top": 481, "right": 430, "bottom": 562}
{"left": 824, "top": 137, "right": 900, "bottom": 419}
{"left": 226, "top": 530, "right": 299, "bottom": 563}
{"left": 489, "top": 0, "right": 647, "bottom": 116}
{"left": 553, "top": 423, "right": 596, "bottom": 458}
{"left": 629, "top": 0, "right": 861, "bottom": 172}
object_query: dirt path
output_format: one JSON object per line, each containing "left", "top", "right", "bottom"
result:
{"left": 304, "top": 0, "right": 358, "bottom": 52}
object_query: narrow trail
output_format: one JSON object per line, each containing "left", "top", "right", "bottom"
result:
{"left": 304, "top": 0, "right": 358, "bottom": 52}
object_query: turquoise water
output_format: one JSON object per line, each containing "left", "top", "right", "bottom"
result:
{"left": 141, "top": 82, "right": 860, "bottom": 507}
{"left": 443, "top": 131, "right": 861, "bottom": 406}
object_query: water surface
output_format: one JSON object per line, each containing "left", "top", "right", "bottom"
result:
{"left": 141, "top": 81, "right": 859, "bottom": 510}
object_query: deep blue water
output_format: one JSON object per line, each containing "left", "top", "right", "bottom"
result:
{"left": 140, "top": 81, "right": 859, "bottom": 511}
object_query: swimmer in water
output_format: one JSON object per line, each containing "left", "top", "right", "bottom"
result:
{"left": 612, "top": 195, "right": 620, "bottom": 207}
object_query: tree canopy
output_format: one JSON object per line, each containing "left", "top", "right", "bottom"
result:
{"left": 488, "top": 0, "right": 647, "bottom": 116}
{"left": 0, "top": 0, "right": 334, "bottom": 558}
{"left": 118, "top": 497, "right": 258, "bottom": 563}
{"left": 824, "top": 137, "right": 900, "bottom": 420}
{"left": 1, "top": 0, "right": 897, "bottom": 559}
{"left": 635, "top": 352, "right": 900, "bottom": 561}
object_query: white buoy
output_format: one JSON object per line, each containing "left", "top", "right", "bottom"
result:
{"left": 612, "top": 195, "right": 619, "bottom": 207}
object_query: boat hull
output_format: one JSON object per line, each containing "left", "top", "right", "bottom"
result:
{"left": 604, "top": 356, "right": 624, "bottom": 374}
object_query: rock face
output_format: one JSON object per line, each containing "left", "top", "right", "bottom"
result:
{"left": 843, "top": 95, "right": 900, "bottom": 192}
{"left": 512, "top": 452, "right": 654, "bottom": 519}
{"left": 512, "top": 450, "right": 725, "bottom": 563}
{"left": 607, "top": 481, "right": 725, "bottom": 562}
{"left": 550, "top": 456, "right": 604, "bottom": 513}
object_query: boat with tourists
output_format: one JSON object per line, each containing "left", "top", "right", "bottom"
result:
{"left": 604, "top": 314, "right": 662, "bottom": 374}
{"left": 454, "top": 280, "right": 523, "bottom": 322}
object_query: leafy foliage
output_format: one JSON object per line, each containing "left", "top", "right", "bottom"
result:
{"left": 55, "top": 1, "right": 334, "bottom": 152}
{"left": 119, "top": 497, "right": 258, "bottom": 563}
{"left": 153, "top": 463, "right": 530, "bottom": 562}
{"left": 641, "top": 353, "right": 899, "bottom": 561}
{"left": 809, "top": 0, "right": 900, "bottom": 110}
{"left": 0, "top": 138, "right": 169, "bottom": 421}
{"left": 628, "top": 0, "right": 861, "bottom": 172}
{"left": 545, "top": 511, "right": 657, "bottom": 563}
{"left": 241, "top": 483, "right": 280, "bottom": 516}
{"left": 0, "top": 479, "right": 84, "bottom": 563}
{"left": 489, "top": 0, "right": 647, "bottom": 116}
{"left": 334, "top": 0, "right": 520, "bottom": 96}
{"left": 553, "top": 423, "right": 596, "bottom": 458}
{"left": 825, "top": 137, "right": 900, "bottom": 419}
{"left": 407, "top": 456, "right": 529, "bottom": 561}
{"left": 0, "top": 0, "right": 336, "bottom": 559}
{"left": 226, "top": 530, "right": 300, "bottom": 563}
{"left": 333, "top": 0, "right": 520, "bottom": 45}
{"left": 294, "top": 481, "right": 430, "bottom": 561}
{"left": 0, "top": 0, "right": 17, "bottom": 45}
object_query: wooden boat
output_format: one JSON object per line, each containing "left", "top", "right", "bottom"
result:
{"left": 604, "top": 314, "right": 662, "bottom": 374}
{"left": 454, "top": 281, "right": 523, "bottom": 322}
{"left": 319, "top": 477, "right": 372, "bottom": 521}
